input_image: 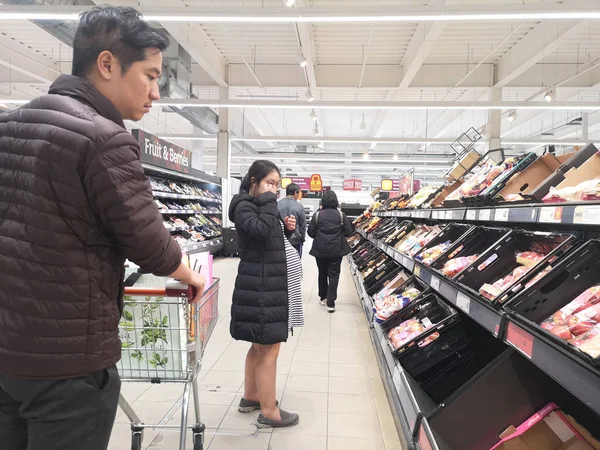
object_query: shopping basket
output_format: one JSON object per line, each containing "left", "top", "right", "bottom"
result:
{"left": 117, "top": 277, "right": 220, "bottom": 450}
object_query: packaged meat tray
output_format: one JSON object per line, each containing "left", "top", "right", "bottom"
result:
{"left": 374, "top": 287, "right": 422, "bottom": 323}
{"left": 415, "top": 241, "right": 453, "bottom": 266}
{"left": 442, "top": 255, "right": 479, "bottom": 278}
{"left": 480, "top": 265, "right": 530, "bottom": 301}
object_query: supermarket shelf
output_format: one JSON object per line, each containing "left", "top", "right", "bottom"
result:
{"left": 160, "top": 209, "right": 222, "bottom": 215}
{"left": 153, "top": 191, "right": 222, "bottom": 203}
{"left": 353, "top": 228, "right": 600, "bottom": 419}
{"left": 372, "top": 201, "right": 600, "bottom": 228}
{"left": 164, "top": 225, "right": 190, "bottom": 232}
{"left": 180, "top": 237, "right": 223, "bottom": 254}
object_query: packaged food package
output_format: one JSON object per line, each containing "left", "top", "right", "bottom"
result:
{"left": 442, "top": 254, "right": 479, "bottom": 278}
{"left": 479, "top": 266, "right": 530, "bottom": 301}
{"left": 374, "top": 288, "right": 422, "bottom": 323}
{"left": 539, "top": 285, "right": 600, "bottom": 341}
{"left": 542, "top": 178, "right": 600, "bottom": 203}
{"left": 415, "top": 241, "right": 453, "bottom": 266}
{"left": 570, "top": 324, "right": 600, "bottom": 359}
{"left": 525, "top": 266, "right": 552, "bottom": 289}
{"left": 516, "top": 251, "right": 546, "bottom": 268}
{"left": 387, "top": 318, "right": 429, "bottom": 349}
{"left": 406, "top": 185, "right": 441, "bottom": 208}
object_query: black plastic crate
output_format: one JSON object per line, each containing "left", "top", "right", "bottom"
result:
{"left": 365, "top": 261, "right": 404, "bottom": 297}
{"left": 381, "top": 293, "right": 458, "bottom": 357}
{"left": 413, "top": 223, "right": 474, "bottom": 267}
{"left": 375, "top": 276, "right": 431, "bottom": 325}
{"left": 455, "top": 230, "right": 577, "bottom": 309}
{"left": 505, "top": 239, "right": 600, "bottom": 367}
{"left": 430, "top": 226, "right": 512, "bottom": 280}
{"left": 460, "top": 152, "right": 538, "bottom": 207}
{"left": 382, "top": 221, "right": 415, "bottom": 247}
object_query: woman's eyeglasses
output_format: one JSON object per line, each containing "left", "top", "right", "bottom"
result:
{"left": 264, "top": 179, "right": 282, "bottom": 189}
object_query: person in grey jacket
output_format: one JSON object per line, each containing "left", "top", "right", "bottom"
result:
{"left": 278, "top": 183, "right": 307, "bottom": 256}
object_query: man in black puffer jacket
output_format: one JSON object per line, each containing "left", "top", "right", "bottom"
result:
{"left": 0, "top": 7, "right": 205, "bottom": 450}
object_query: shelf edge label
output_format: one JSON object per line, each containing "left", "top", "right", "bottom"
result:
{"left": 506, "top": 322, "right": 534, "bottom": 359}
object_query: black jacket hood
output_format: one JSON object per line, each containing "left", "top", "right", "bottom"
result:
{"left": 229, "top": 192, "right": 253, "bottom": 223}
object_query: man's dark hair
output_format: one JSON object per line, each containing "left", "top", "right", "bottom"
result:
{"left": 321, "top": 190, "right": 340, "bottom": 209}
{"left": 286, "top": 183, "right": 301, "bottom": 197}
{"left": 240, "top": 160, "right": 280, "bottom": 193}
{"left": 72, "top": 6, "right": 169, "bottom": 78}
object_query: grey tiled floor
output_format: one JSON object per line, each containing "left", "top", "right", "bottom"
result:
{"left": 108, "top": 252, "right": 404, "bottom": 450}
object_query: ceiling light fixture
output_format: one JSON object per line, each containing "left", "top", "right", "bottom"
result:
{"left": 544, "top": 89, "right": 556, "bottom": 102}
{"left": 392, "top": 154, "right": 399, "bottom": 161}
{"left": 305, "top": 90, "right": 314, "bottom": 102}
{"left": 313, "top": 125, "right": 319, "bottom": 136}
{"left": 507, "top": 110, "right": 518, "bottom": 122}
{"left": 284, "top": 0, "right": 296, "bottom": 6}
{"left": 360, "top": 114, "right": 366, "bottom": 130}
{"left": 363, "top": 153, "right": 369, "bottom": 160}
{"left": 310, "top": 109, "right": 317, "bottom": 121}
{"left": 4, "top": 6, "right": 600, "bottom": 23}
{"left": 297, "top": 51, "right": 308, "bottom": 68}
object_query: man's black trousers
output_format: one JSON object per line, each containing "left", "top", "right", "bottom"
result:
{"left": 0, "top": 365, "right": 121, "bottom": 450}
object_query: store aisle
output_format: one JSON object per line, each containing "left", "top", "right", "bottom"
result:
{"left": 108, "top": 252, "right": 403, "bottom": 450}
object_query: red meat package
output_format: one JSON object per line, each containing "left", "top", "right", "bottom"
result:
{"left": 540, "top": 285, "right": 600, "bottom": 341}
{"left": 479, "top": 266, "right": 530, "bottom": 301}
{"left": 516, "top": 251, "right": 545, "bottom": 268}
{"left": 442, "top": 255, "right": 479, "bottom": 278}
{"left": 571, "top": 324, "right": 600, "bottom": 359}
{"left": 387, "top": 319, "right": 427, "bottom": 350}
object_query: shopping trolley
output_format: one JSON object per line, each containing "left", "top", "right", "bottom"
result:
{"left": 117, "top": 277, "right": 220, "bottom": 450}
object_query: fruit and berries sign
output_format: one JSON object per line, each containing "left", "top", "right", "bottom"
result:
{"left": 132, "top": 129, "right": 193, "bottom": 174}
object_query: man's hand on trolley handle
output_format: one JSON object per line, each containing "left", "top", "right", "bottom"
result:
{"left": 169, "top": 263, "right": 206, "bottom": 303}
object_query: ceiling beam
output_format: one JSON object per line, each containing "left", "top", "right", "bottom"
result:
{"left": 494, "top": 19, "right": 588, "bottom": 87}
{"left": 0, "top": 33, "right": 61, "bottom": 84}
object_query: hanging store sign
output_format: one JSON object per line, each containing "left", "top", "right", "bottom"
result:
{"left": 282, "top": 175, "right": 325, "bottom": 192}
{"left": 132, "top": 129, "right": 193, "bottom": 174}
{"left": 381, "top": 179, "right": 401, "bottom": 191}
{"left": 343, "top": 179, "right": 363, "bottom": 191}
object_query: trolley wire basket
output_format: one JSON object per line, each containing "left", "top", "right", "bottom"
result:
{"left": 116, "top": 277, "right": 220, "bottom": 450}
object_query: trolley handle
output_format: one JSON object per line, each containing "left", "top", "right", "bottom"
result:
{"left": 124, "top": 280, "right": 196, "bottom": 300}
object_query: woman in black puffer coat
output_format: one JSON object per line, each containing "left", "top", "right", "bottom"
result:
{"left": 229, "top": 160, "right": 299, "bottom": 429}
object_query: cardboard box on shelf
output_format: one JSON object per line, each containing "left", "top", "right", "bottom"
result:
{"left": 531, "top": 144, "right": 599, "bottom": 201}
{"left": 566, "top": 415, "right": 600, "bottom": 450}
{"left": 428, "top": 181, "right": 464, "bottom": 207}
{"left": 495, "top": 153, "right": 573, "bottom": 202}
{"left": 550, "top": 150, "right": 600, "bottom": 191}
{"left": 446, "top": 149, "right": 481, "bottom": 182}
{"left": 490, "top": 403, "right": 594, "bottom": 450}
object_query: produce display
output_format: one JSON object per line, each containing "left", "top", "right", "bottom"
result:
{"left": 540, "top": 285, "right": 600, "bottom": 358}
{"left": 374, "top": 287, "right": 422, "bottom": 323}
{"left": 542, "top": 178, "right": 600, "bottom": 203}
{"left": 415, "top": 241, "right": 453, "bottom": 266}
{"left": 442, "top": 255, "right": 479, "bottom": 278}
{"left": 480, "top": 266, "right": 530, "bottom": 301}
{"left": 149, "top": 177, "right": 222, "bottom": 200}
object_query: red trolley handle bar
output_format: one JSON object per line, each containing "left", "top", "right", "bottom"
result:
{"left": 124, "top": 280, "right": 196, "bottom": 300}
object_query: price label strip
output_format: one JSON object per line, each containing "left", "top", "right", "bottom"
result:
{"left": 573, "top": 205, "right": 600, "bottom": 225}
{"left": 466, "top": 209, "right": 476, "bottom": 221}
{"left": 495, "top": 208, "right": 510, "bottom": 222}
{"left": 455, "top": 291, "right": 471, "bottom": 314}
{"left": 506, "top": 322, "right": 534, "bottom": 359}
{"left": 479, "top": 209, "right": 491, "bottom": 221}
{"left": 431, "top": 276, "right": 441, "bottom": 292}
{"left": 539, "top": 206, "right": 563, "bottom": 224}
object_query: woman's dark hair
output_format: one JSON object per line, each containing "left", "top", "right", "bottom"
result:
{"left": 72, "top": 6, "right": 169, "bottom": 78}
{"left": 240, "top": 160, "right": 281, "bottom": 193}
{"left": 321, "top": 190, "right": 340, "bottom": 209}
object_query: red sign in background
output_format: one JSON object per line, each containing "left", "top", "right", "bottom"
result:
{"left": 343, "top": 179, "right": 363, "bottom": 191}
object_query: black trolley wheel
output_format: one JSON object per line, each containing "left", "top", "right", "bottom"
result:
{"left": 131, "top": 432, "right": 142, "bottom": 450}
{"left": 193, "top": 424, "right": 205, "bottom": 450}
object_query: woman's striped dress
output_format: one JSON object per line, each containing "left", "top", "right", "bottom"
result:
{"left": 282, "top": 223, "right": 304, "bottom": 331}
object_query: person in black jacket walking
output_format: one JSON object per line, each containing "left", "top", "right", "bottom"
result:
{"left": 229, "top": 160, "right": 301, "bottom": 429}
{"left": 308, "top": 191, "right": 353, "bottom": 313}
